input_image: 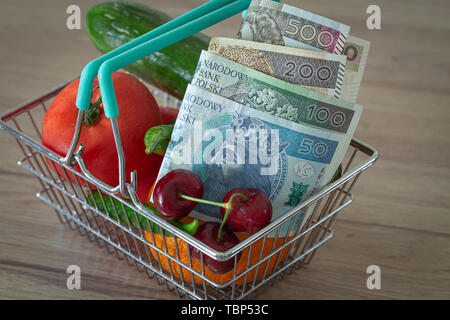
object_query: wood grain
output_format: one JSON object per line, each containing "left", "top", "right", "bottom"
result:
{"left": 0, "top": 0, "right": 449, "bottom": 299}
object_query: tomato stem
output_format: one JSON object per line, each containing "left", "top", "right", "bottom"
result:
{"left": 83, "top": 87, "right": 102, "bottom": 125}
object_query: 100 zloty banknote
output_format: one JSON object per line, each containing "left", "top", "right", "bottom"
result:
{"left": 208, "top": 37, "right": 347, "bottom": 99}
{"left": 192, "top": 50, "right": 360, "bottom": 136}
{"left": 152, "top": 84, "right": 362, "bottom": 235}
{"left": 238, "top": 0, "right": 350, "bottom": 54}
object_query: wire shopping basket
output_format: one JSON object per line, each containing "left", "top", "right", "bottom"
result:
{"left": 0, "top": 80, "right": 378, "bottom": 299}
{"left": 0, "top": 0, "right": 378, "bottom": 299}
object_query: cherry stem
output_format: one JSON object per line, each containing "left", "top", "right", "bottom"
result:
{"left": 178, "top": 194, "right": 230, "bottom": 209}
{"left": 178, "top": 192, "right": 249, "bottom": 243}
{"left": 217, "top": 193, "right": 248, "bottom": 243}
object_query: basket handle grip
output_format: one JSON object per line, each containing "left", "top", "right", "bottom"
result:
{"left": 63, "top": 0, "right": 250, "bottom": 198}
{"left": 75, "top": 0, "right": 236, "bottom": 112}
{"left": 97, "top": 0, "right": 250, "bottom": 118}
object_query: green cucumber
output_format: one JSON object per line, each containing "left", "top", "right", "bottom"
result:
{"left": 86, "top": 1, "right": 210, "bottom": 99}
{"left": 86, "top": 191, "right": 199, "bottom": 236}
{"left": 330, "top": 164, "right": 343, "bottom": 183}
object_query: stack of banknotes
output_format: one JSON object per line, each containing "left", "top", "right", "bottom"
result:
{"left": 152, "top": 0, "right": 370, "bottom": 235}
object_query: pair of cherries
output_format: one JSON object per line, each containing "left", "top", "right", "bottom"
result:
{"left": 153, "top": 169, "right": 272, "bottom": 274}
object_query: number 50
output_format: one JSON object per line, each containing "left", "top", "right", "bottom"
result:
{"left": 298, "top": 138, "right": 328, "bottom": 157}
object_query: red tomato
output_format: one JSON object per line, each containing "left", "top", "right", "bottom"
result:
{"left": 159, "top": 105, "right": 179, "bottom": 123}
{"left": 42, "top": 72, "right": 163, "bottom": 201}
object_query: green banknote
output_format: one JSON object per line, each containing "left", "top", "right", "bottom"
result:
{"left": 192, "top": 50, "right": 361, "bottom": 135}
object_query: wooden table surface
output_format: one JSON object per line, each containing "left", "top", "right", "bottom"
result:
{"left": 0, "top": 0, "right": 449, "bottom": 300}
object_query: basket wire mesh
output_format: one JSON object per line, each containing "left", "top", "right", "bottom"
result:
{"left": 0, "top": 79, "right": 378, "bottom": 300}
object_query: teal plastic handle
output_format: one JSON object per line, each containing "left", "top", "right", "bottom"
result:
{"left": 97, "top": 0, "right": 251, "bottom": 119}
{"left": 75, "top": 0, "right": 237, "bottom": 111}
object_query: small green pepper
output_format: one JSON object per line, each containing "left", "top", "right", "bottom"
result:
{"left": 144, "top": 124, "right": 174, "bottom": 156}
{"left": 86, "top": 191, "right": 198, "bottom": 237}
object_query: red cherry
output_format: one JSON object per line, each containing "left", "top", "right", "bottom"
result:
{"left": 221, "top": 188, "right": 272, "bottom": 234}
{"left": 190, "top": 222, "right": 241, "bottom": 274}
{"left": 152, "top": 169, "right": 203, "bottom": 219}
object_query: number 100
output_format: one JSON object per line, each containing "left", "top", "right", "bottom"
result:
{"left": 307, "top": 105, "right": 346, "bottom": 127}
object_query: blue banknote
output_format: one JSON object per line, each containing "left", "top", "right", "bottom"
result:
{"left": 152, "top": 85, "right": 361, "bottom": 234}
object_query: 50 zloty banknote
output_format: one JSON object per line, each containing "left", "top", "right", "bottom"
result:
{"left": 208, "top": 37, "right": 347, "bottom": 99}
{"left": 152, "top": 84, "right": 362, "bottom": 235}
{"left": 237, "top": 0, "right": 350, "bottom": 54}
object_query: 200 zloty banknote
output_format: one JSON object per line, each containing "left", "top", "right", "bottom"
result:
{"left": 208, "top": 37, "right": 347, "bottom": 99}
{"left": 341, "top": 35, "right": 371, "bottom": 103}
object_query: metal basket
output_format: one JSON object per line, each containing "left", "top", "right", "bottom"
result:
{"left": 0, "top": 78, "right": 378, "bottom": 300}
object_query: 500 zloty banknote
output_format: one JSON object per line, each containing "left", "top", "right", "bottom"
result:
{"left": 238, "top": 0, "right": 350, "bottom": 54}
{"left": 208, "top": 37, "right": 347, "bottom": 98}
{"left": 152, "top": 85, "right": 362, "bottom": 235}
{"left": 192, "top": 50, "right": 360, "bottom": 136}
{"left": 341, "top": 35, "right": 371, "bottom": 103}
